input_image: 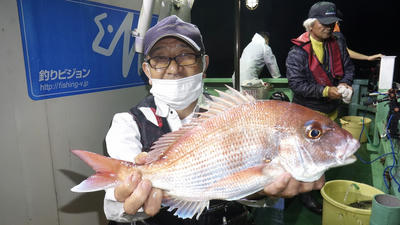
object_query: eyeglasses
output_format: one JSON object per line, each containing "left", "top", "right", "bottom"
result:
{"left": 146, "top": 53, "right": 202, "bottom": 69}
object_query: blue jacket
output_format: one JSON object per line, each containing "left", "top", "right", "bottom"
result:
{"left": 285, "top": 32, "right": 355, "bottom": 114}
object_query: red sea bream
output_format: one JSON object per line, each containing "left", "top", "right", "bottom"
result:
{"left": 71, "top": 86, "right": 360, "bottom": 219}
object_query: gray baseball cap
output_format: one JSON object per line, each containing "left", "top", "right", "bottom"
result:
{"left": 143, "top": 15, "right": 205, "bottom": 56}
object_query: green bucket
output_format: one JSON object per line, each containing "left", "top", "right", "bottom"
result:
{"left": 321, "top": 180, "right": 384, "bottom": 225}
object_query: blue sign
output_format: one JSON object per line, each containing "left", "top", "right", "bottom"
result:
{"left": 17, "top": 0, "right": 158, "bottom": 100}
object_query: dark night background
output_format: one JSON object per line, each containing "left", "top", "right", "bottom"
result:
{"left": 191, "top": 0, "right": 399, "bottom": 82}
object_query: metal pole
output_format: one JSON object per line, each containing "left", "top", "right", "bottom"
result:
{"left": 234, "top": 0, "right": 241, "bottom": 90}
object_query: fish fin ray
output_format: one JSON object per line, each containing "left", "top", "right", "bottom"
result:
{"left": 162, "top": 197, "right": 209, "bottom": 220}
{"left": 71, "top": 173, "right": 118, "bottom": 192}
{"left": 71, "top": 150, "right": 126, "bottom": 192}
{"left": 223, "top": 85, "right": 256, "bottom": 103}
{"left": 192, "top": 85, "right": 256, "bottom": 122}
{"left": 146, "top": 128, "right": 194, "bottom": 163}
{"left": 72, "top": 150, "right": 123, "bottom": 173}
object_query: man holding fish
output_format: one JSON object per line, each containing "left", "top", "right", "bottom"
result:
{"left": 71, "top": 13, "right": 360, "bottom": 225}
{"left": 102, "top": 15, "right": 325, "bottom": 225}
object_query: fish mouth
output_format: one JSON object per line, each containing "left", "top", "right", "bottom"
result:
{"left": 343, "top": 154, "right": 357, "bottom": 164}
{"left": 336, "top": 138, "right": 360, "bottom": 164}
{"left": 330, "top": 154, "right": 357, "bottom": 170}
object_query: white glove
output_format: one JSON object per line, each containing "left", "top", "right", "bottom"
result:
{"left": 337, "top": 84, "right": 353, "bottom": 104}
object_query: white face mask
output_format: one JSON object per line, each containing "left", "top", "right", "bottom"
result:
{"left": 150, "top": 73, "right": 203, "bottom": 110}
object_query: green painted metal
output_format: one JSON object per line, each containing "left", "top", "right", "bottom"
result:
{"left": 347, "top": 81, "right": 400, "bottom": 199}
{"left": 344, "top": 79, "right": 399, "bottom": 199}
{"left": 348, "top": 79, "right": 376, "bottom": 115}
{"left": 367, "top": 90, "right": 400, "bottom": 199}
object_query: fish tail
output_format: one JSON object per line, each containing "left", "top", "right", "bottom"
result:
{"left": 71, "top": 150, "right": 123, "bottom": 193}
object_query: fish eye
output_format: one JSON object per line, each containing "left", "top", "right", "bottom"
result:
{"left": 304, "top": 120, "right": 323, "bottom": 139}
{"left": 308, "top": 129, "right": 322, "bottom": 139}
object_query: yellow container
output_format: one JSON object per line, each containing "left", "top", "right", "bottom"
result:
{"left": 321, "top": 180, "right": 384, "bottom": 225}
{"left": 340, "top": 116, "right": 371, "bottom": 143}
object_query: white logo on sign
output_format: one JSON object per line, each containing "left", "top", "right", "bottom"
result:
{"left": 92, "top": 13, "right": 136, "bottom": 78}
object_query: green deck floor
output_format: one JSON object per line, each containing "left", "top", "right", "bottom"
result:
{"left": 252, "top": 143, "right": 375, "bottom": 225}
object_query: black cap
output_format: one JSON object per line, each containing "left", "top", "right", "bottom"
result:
{"left": 308, "top": 1, "right": 341, "bottom": 25}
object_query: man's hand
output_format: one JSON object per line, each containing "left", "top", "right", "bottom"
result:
{"left": 114, "top": 152, "right": 163, "bottom": 216}
{"left": 263, "top": 173, "right": 325, "bottom": 198}
{"left": 327, "top": 86, "right": 342, "bottom": 100}
{"left": 337, "top": 83, "right": 352, "bottom": 90}
{"left": 337, "top": 83, "right": 353, "bottom": 103}
{"left": 367, "top": 53, "right": 384, "bottom": 61}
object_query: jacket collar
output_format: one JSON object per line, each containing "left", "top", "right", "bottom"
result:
{"left": 153, "top": 97, "right": 171, "bottom": 118}
{"left": 291, "top": 32, "right": 311, "bottom": 46}
{"left": 153, "top": 96, "right": 200, "bottom": 120}
{"left": 252, "top": 33, "right": 266, "bottom": 44}
{"left": 291, "top": 32, "right": 337, "bottom": 46}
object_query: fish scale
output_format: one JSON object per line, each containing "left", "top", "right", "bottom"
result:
{"left": 148, "top": 139, "right": 258, "bottom": 194}
{"left": 71, "top": 86, "right": 360, "bottom": 220}
{"left": 148, "top": 135, "right": 264, "bottom": 192}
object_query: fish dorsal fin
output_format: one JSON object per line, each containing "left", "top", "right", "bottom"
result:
{"left": 146, "top": 122, "right": 204, "bottom": 164}
{"left": 145, "top": 130, "right": 186, "bottom": 164}
{"left": 197, "top": 85, "right": 256, "bottom": 118}
{"left": 162, "top": 196, "right": 209, "bottom": 220}
{"left": 145, "top": 86, "right": 255, "bottom": 164}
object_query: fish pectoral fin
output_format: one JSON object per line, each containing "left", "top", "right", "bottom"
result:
{"left": 209, "top": 165, "right": 272, "bottom": 200}
{"left": 162, "top": 197, "right": 209, "bottom": 220}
